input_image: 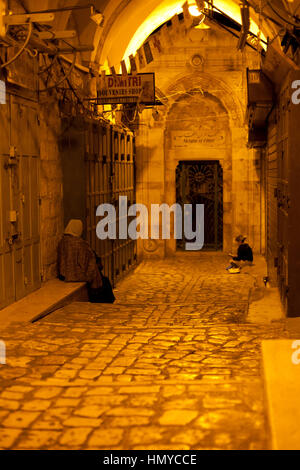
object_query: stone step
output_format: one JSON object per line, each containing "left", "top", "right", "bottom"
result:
{"left": 262, "top": 340, "right": 300, "bottom": 450}
{"left": 0, "top": 280, "right": 88, "bottom": 329}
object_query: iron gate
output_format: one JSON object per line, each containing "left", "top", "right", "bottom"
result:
{"left": 0, "top": 91, "right": 41, "bottom": 310}
{"left": 176, "top": 161, "right": 223, "bottom": 251}
{"left": 85, "top": 122, "right": 137, "bottom": 287}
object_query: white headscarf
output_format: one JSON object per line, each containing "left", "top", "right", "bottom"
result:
{"left": 64, "top": 220, "right": 83, "bottom": 238}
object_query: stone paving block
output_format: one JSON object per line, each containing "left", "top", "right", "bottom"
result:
{"left": 60, "top": 428, "right": 92, "bottom": 447}
{"left": 83, "top": 396, "right": 127, "bottom": 407}
{"left": 16, "top": 430, "right": 61, "bottom": 449}
{"left": 118, "top": 386, "right": 160, "bottom": 394}
{"left": 7, "top": 386, "right": 33, "bottom": 393}
{"left": 133, "top": 444, "right": 190, "bottom": 450}
{"left": 2, "top": 411, "right": 40, "bottom": 429}
{"left": 74, "top": 406, "right": 108, "bottom": 418}
{"left": 162, "top": 398, "right": 200, "bottom": 410}
{"left": 114, "top": 375, "right": 133, "bottom": 383}
{"left": 171, "top": 429, "right": 207, "bottom": 446}
{"left": 54, "top": 370, "right": 78, "bottom": 380}
{"left": 85, "top": 387, "right": 114, "bottom": 396}
{"left": 1, "top": 391, "right": 24, "bottom": 400}
{"left": 55, "top": 398, "right": 80, "bottom": 408}
{"left": 31, "top": 419, "right": 64, "bottom": 431}
{"left": 79, "top": 370, "right": 102, "bottom": 380}
{"left": 63, "top": 417, "right": 103, "bottom": 428}
{"left": 128, "top": 426, "right": 164, "bottom": 446}
{"left": 0, "top": 429, "right": 22, "bottom": 449}
{"left": 22, "top": 400, "right": 52, "bottom": 412}
{"left": 63, "top": 388, "right": 88, "bottom": 398}
{"left": 159, "top": 410, "right": 198, "bottom": 426}
{"left": 108, "top": 417, "right": 151, "bottom": 427}
{"left": 0, "top": 410, "right": 9, "bottom": 422}
{"left": 103, "top": 367, "right": 126, "bottom": 375}
{"left": 8, "top": 358, "right": 33, "bottom": 368}
{"left": 88, "top": 428, "right": 124, "bottom": 448}
{"left": 0, "top": 399, "right": 20, "bottom": 411}
{"left": 106, "top": 407, "right": 155, "bottom": 417}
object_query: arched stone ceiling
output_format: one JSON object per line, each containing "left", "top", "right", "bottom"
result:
{"left": 91, "top": 0, "right": 296, "bottom": 68}
{"left": 9, "top": 0, "right": 300, "bottom": 68}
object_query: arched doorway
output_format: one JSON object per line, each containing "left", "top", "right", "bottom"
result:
{"left": 164, "top": 89, "right": 232, "bottom": 253}
{"left": 176, "top": 161, "right": 223, "bottom": 251}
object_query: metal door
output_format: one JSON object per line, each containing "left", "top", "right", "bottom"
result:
{"left": 0, "top": 92, "right": 41, "bottom": 310}
{"left": 85, "top": 122, "right": 114, "bottom": 282}
{"left": 176, "top": 161, "right": 223, "bottom": 251}
{"left": 112, "top": 129, "right": 137, "bottom": 284}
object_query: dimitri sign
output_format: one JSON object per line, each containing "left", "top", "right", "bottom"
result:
{"left": 98, "top": 73, "right": 155, "bottom": 105}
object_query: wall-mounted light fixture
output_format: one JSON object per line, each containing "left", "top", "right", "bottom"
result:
{"left": 90, "top": 9, "right": 104, "bottom": 27}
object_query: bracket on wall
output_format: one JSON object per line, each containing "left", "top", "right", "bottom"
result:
{"left": 0, "top": 0, "right": 54, "bottom": 39}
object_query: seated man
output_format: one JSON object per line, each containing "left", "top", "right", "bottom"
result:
{"left": 227, "top": 235, "right": 253, "bottom": 273}
{"left": 58, "top": 220, "right": 115, "bottom": 303}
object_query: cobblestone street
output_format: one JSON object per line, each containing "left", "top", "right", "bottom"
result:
{"left": 0, "top": 254, "right": 289, "bottom": 450}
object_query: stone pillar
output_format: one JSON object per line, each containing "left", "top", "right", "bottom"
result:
{"left": 39, "top": 98, "right": 64, "bottom": 281}
{"left": 231, "top": 126, "right": 262, "bottom": 254}
{"left": 136, "top": 112, "right": 166, "bottom": 259}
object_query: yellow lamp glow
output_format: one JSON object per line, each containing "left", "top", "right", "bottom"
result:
{"left": 188, "top": 4, "right": 202, "bottom": 17}
{"left": 122, "top": 0, "right": 267, "bottom": 67}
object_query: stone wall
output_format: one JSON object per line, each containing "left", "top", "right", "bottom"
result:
{"left": 39, "top": 97, "right": 64, "bottom": 282}
{"left": 38, "top": 62, "right": 91, "bottom": 283}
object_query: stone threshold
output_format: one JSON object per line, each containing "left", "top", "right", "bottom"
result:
{"left": 0, "top": 279, "right": 88, "bottom": 330}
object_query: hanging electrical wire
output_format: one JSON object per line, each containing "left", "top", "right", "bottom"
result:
{"left": 38, "top": 54, "right": 58, "bottom": 76}
{"left": 38, "top": 51, "right": 77, "bottom": 92}
{"left": 0, "top": 21, "right": 33, "bottom": 69}
{"left": 56, "top": 56, "right": 109, "bottom": 122}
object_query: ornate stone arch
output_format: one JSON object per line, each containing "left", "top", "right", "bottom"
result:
{"left": 159, "top": 72, "right": 239, "bottom": 254}
{"left": 156, "top": 71, "right": 245, "bottom": 129}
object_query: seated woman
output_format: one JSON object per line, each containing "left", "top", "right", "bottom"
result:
{"left": 58, "top": 220, "right": 114, "bottom": 303}
{"left": 227, "top": 235, "right": 253, "bottom": 273}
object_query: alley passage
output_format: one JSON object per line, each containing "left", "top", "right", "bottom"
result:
{"left": 0, "top": 254, "right": 288, "bottom": 450}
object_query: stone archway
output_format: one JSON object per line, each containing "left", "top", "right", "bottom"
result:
{"left": 164, "top": 88, "right": 233, "bottom": 254}
{"left": 134, "top": 17, "right": 264, "bottom": 260}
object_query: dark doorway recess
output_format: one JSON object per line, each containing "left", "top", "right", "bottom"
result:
{"left": 176, "top": 161, "right": 223, "bottom": 251}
